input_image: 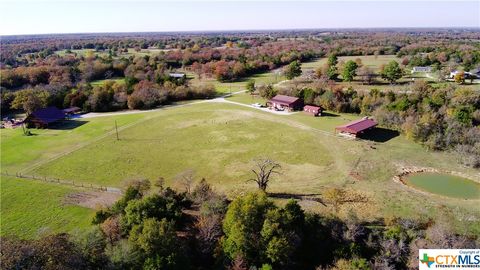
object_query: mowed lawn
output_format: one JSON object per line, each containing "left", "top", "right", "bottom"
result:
{"left": 1, "top": 177, "right": 94, "bottom": 238}
{"left": 2, "top": 101, "right": 479, "bottom": 235}
{"left": 32, "top": 103, "right": 345, "bottom": 193}
{"left": 1, "top": 113, "right": 144, "bottom": 173}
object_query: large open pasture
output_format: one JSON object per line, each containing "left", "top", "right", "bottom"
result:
{"left": 2, "top": 100, "right": 479, "bottom": 237}
{"left": 189, "top": 69, "right": 284, "bottom": 94}
{"left": 301, "top": 54, "right": 401, "bottom": 73}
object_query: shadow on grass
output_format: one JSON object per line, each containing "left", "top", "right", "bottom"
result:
{"left": 268, "top": 192, "right": 327, "bottom": 206}
{"left": 321, "top": 111, "right": 340, "bottom": 117}
{"left": 360, "top": 127, "right": 399, "bottom": 143}
{"left": 49, "top": 120, "right": 88, "bottom": 130}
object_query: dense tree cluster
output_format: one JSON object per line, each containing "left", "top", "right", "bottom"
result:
{"left": 2, "top": 30, "right": 479, "bottom": 115}
{"left": 1, "top": 179, "right": 478, "bottom": 270}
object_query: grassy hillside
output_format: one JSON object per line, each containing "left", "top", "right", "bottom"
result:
{"left": 1, "top": 177, "right": 94, "bottom": 238}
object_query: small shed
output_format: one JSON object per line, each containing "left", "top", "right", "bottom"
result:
{"left": 267, "top": 95, "right": 303, "bottom": 111}
{"left": 335, "top": 117, "right": 377, "bottom": 138}
{"left": 303, "top": 105, "right": 323, "bottom": 116}
{"left": 24, "top": 107, "right": 65, "bottom": 128}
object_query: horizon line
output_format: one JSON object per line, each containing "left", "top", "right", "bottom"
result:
{"left": 3, "top": 26, "right": 480, "bottom": 37}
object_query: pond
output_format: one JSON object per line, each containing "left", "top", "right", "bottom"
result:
{"left": 404, "top": 173, "right": 480, "bottom": 199}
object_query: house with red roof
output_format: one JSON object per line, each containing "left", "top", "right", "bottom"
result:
{"left": 335, "top": 117, "right": 377, "bottom": 138}
{"left": 267, "top": 95, "right": 303, "bottom": 111}
{"left": 303, "top": 105, "right": 323, "bottom": 116}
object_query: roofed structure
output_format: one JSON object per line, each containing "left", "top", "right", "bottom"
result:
{"left": 303, "top": 105, "right": 323, "bottom": 116}
{"left": 411, "top": 66, "right": 432, "bottom": 73}
{"left": 267, "top": 95, "right": 303, "bottom": 111}
{"left": 169, "top": 73, "right": 186, "bottom": 78}
{"left": 63, "top": 107, "right": 81, "bottom": 115}
{"left": 335, "top": 117, "right": 377, "bottom": 137}
{"left": 24, "top": 107, "right": 65, "bottom": 128}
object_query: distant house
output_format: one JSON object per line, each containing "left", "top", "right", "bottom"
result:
{"left": 267, "top": 95, "right": 303, "bottom": 111}
{"left": 335, "top": 117, "right": 377, "bottom": 138}
{"left": 24, "top": 107, "right": 65, "bottom": 128}
{"left": 169, "top": 73, "right": 186, "bottom": 79}
{"left": 449, "top": 70, "right": 478, "bottom": 79}
{"left": 411, "top": 66, "right": 432, "bottom": 73}
{"left": 303, "top": 105, "right": 323, "bottom": 116}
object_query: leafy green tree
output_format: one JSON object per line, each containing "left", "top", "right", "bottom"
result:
{"left": 222, "top": 192, "right": 274, "bottom": 265}
{"left": 381, "top": 61, "right": 403, "bottom": 83}
{"left": 328, "top": 54, "right": 338, "bottom": 67}
{"left": 124, "top": 194, "right": 183, "bottom": 228}
{"left": 454, "top": 106, "right": 474, "bottom": 125}
{"left": 341, "top": 60, "right": 358, "bottom": 82}
{"left": 258, "top": 84, "right": 276, "bottom": 99}
{"left": 261, "top": 200, "right": 305, "bottom": 267}
{"left": 129, "top": 218, "right": 185, "bottom": 269}
{"left": 284, "top": 60, "right": 302, "bottom": 80}
{"left": 11, "top": 89, "right": 49, "bottom": 114}
{"left": 326, "top": 54, "right": 339, "bottom": 80}
{"left": 246, "top": 79, "right": 256, "bottom": 95}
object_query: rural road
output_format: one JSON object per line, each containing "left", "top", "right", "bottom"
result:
{"left": 79, "top": 90, "right": 247, "bottom": 118}
{"left": 79, "top": 90, "right": 297, "bottom": 118}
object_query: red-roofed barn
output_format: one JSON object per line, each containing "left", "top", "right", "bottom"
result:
{"left": 267, "top": 95, "right": 303, "bottom": 111}
{"left": 335, "top": 117, "right": 377, "bottom": 138}
{"left": 24, "top": 107, "right": 65, "bottom": 128}
{"left": 303, "top": 105, "right": 323, "bottom": 116}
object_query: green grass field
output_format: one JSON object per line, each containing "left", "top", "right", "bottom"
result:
{"left": 2, "top": 99, "right": 479, "bottom": 237}
{"left": 90, "top": 78, "right": 126, "bottom": 87}
{"left": 301, "top": 55, "right": 401, "bottom": 73}
{"left": 190, "top": 69, "right": 284, "bottom": 94}
{"left": 1, "top": 176, "right": 94, "bottom": 238}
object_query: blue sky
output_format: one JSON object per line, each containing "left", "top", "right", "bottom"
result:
{"left": 1, "top": 1, "right": 479, "bottom": 35}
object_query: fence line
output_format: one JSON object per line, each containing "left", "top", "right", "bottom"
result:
{"left": 1, "top": 171, "right": 119, "bottom": 193}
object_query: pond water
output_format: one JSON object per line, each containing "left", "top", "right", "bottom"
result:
{"left": 405, "top": 173, "right": 480, "bottom": 199}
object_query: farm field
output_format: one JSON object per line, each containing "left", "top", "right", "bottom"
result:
{"left": 90, "top": 77, "right": 126, "bottom": 87}
{"left": 299, "top": 55, "right": 480, "bottom": 91}
{"left": 0, "top": 176, "right": 94, "bottom": 238}
{"left": 2, "top": 100, "right": 479, "bottom": 237}
{"left": 301, "top": 55, "right": 401, "bottom": 72}
{"left": 189, "top": 68, "right": 284, "bottom": 94}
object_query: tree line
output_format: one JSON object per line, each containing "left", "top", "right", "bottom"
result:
{"left": 2, "top": 175, "right": 478, "bottom": 270}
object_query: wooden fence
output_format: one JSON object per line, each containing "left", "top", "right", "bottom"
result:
{"left": 1, "top": 171, "right": 112, "bottom": 192}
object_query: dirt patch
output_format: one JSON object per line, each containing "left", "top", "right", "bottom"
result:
{"left": 64, "top": 191, "right": 121, "bottom": 209}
